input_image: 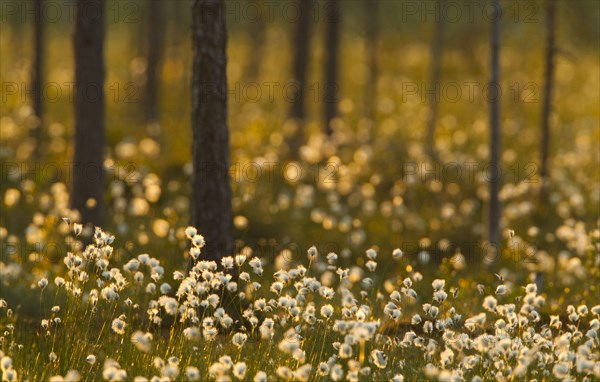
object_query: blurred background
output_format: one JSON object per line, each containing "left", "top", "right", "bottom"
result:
{"left": 0, "top": 0, "right": 599, "bottom": 309}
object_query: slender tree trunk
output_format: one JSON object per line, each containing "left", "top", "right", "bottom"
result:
{"left": 287, "top": 0, "right": 312, "bottom": 156}
{"left": 168, "top": 0, "right": 186, "bottom": 56}
{"left": 191, "top": 0, "right": 233, "bottom": 264}
{"left": 130, "top": 0, "right": 145, "bottom": 57}
{"left": 488, "top": 0, "right": 501, "bottom": 246}
{"left": 323, "top": 0, "right": 340, "bottom": 136}
{"left": 426, "top": 4, "right": 444, "bottom": 158}
{"left": 146, "top": 0, "right": 162, "bottom": 123}
{"left": 72, "top": 0, "right": 106, "bottom": 227}
{"left": 245, "top": 0, "right": 266, "bottom": 82}
{"left": 364, "top": 0, "right": 378, "bottom": 120}
{"left": 31, "top": 0, "right": 43, "bottom": 158}
{"left": 290, "top": 0, "right": 312, "bottom": 121}
{"left": 540, "top": 0, "right": 556, "bottom": 196}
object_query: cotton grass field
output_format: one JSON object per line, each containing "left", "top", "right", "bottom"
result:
{"left": 0, "top": 220, "right": 599, "bottom": 381}
{"left": 1, "top": 0, "right": 600, "bottom": 381}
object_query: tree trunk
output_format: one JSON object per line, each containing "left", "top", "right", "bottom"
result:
{"left": 290, "top": 0, "right": 312, "bottom": 121}
{"left": 287, "top": 0, "right": 312, "bottom": 157}
{"left": 245, "top": 0, "right": 266, "bottom": 82}
{"left": 72, "top": 0, "right": 106, "bottom": 228}
{"left": 323, "top": 0, "right": 340, "bottom": 136}
{"left": 168, "top": 0, "right": 186, "bottom": 56}
{"left": 488, "top": 0, "right": 501, "bottom": 247}
{"left": 31, "top": 0, "right": 43, "bottom": 158}
{"left": 426, "top": 4, "right": 444, "bottom": 158}
{"left": 130, "top": 0, "right": 144, "bottom": 57}
{"left": 145, "top": 0, "right": 162, "bottom": 123}
{"left": 364, "top": 0, "right": 378, "bottom": 120}
{"left": 191, "top": 0, "right": 234, "bottom": 265}
{"left": 540, "top": 0, "right": 556, "bottom": 196}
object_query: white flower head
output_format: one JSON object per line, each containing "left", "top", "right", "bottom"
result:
{"left": 186, "top": 366, "right": 200, "bottom": 381}
{"left": 483, "top": 296, "right": 497, "bottom": 312}
{"left": 232, "top": 332, "right": 247, "bottom": 348}
{"left": 111, "top": 318, "right": 126, "bottom": 335}
{"left": 131, "top": 331, "right": 153, "bottom": 353}
{"left": 366, "top": 248, "right": 377, "bottom": 260}
{"left": 38, "top": 277, "right": 48, "bottom": 289}
{"left": 221, "top": 256, "right": 234, "bottom": 270}
{"left": 495, "top": 285, "right": 507, "bottom": 295}
{"left": 307, "top": 246, "right": 318, "bottom": 260}
{"left": 370, "top": 349, "right": 387, "bottom": 368}
{"left": 1, "top": 356, "right": 13, "bottom": 371}
{"left": 185, "top": 226, "right": 197, "bottom": 239}
{"left": 432, "top": 279, "right": 445, "bottom": 291}
{"left": 192, "top": 234, "right": 205, "bottom": 248}
{"left": 253, "top": 371, "right": 267, "bottom": 382}
{"left": 74, "top": 223, "right": 83, "bottom": 236}
{"left": 321, "top": 304, "right": 334, "bottom": 319}
{"left": 233, "top": 362, "right": 247, "bottom": 380}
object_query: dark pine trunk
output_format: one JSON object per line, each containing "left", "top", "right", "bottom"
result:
{"left": 191, "top": 0, "right": 234, "bottom": 264}
{"left": 323, "top": 0, "right": 340, "bottom": 136}
{"left": 290, "top": 0, "right": 312, "bottom": 121}
{"left": 287, "top": 0, "right": 312, "bottom": 156}
{"left": 245, "top": 0, "right": 266, "bottom": 82}
{"left": 488, "top": 0, "right": 501, "bottom": 247}
{"left": 540, "top": 0, "right": 556, "bottom": 197}
{"left": 31, "top": 0, "right": 43, "bottom": 158}
{"left": 72, "top": 0, "right": 106, "bottom": 228}
{"left": 146, "top": 0, "right": 162, "bottom": 123}
{"left": 538, "top": 0, "right": 557, "bottom": 291}
{"left": 364, "top": 0, "right": 378, "bottom": 120}
{"left": 426, "top": 3, "right": 444, "bottom": 158}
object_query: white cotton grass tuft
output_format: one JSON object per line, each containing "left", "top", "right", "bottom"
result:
{"left": 131, "top": 331, "right": 153, "bottom": 353}
{"left": 370, "top": 349, "right": 387, "bottom": 368}
{"left": 186, "top": 366, "right": 200, "bottom": 381}
{"left": 307, "top": 245, "right": 318, "bottom": 260}
{"left": 432, "top": 279, "right": 445, "bottom": 291}
{"left": 495, "top": 285, "right": 507, "bottom": 295}
{"left": 483, "top": 295, "right": 497, "bottom": 312}
{"left": 232, "top": 332, "right": 247, "bottom": 348}
{"left": 366, "top": 248, "right": 377, "bottom": 260}
{"left": 192, "top": 234, "right": 205, "bottom": 248}
{"left": 321, "top": 304, "right": 334, "bottom": 319}
{"left": 233, "top": 362, "right": 247, "bottom": 380}
{"left": 392, "top": 248, "right": 403, "bottom": 259}
{"left": 2, "top": 369, "right": 17, "bottom": 382}
{"left": 184, "top": 226, "right": 197, "bottom": 239}
{"left": 253, "top": 371, "right": 267, "bottom": 382}
{"left": 38, "top": 277, "right": 48, "bottom": 289}
{"left": 1, "top": 356, "right": 13, "bottom": 371}
{"left": 111, "top": 318, "right": 126, "bottom": 335}
{"left": 295, "top": 364, "right": 312, "bottom": 381}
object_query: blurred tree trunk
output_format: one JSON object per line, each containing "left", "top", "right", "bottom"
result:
{"left": 168, "top": 0, "right": 186, "bottom": 55}
{"left": 30, "top": 0, "right": 43, "bottom": 158}
{"left": 290, "top": 0, "right": 311, "bottom": 121}
{"left": 364, "top": 0, "right": 378, "bottom": 120}
{"left": 130, "top": 0, "right": 144, "bottom": 57}
{"left": 426, "top": 6, "right": 444, "bottom": 158}
{"left": 191, "top": 0, "right": 233, "bottom": 264}
{"left": 488, "top": 0, "right": 501, "bottom": 246}
{"left": 245, "top": 0, "right": 266, "bottom": 82}
{"left": 323, "top": 0, "right": 340, "bottom": 136}
{"left": 72, "top": 0, "right": 106, "bottom": 227}
{"left": 145, "top": 0, "right": 162, "bottom": 123}
{"left": 287, "top": 0, "right": 312, "bottom": 156}
{"left": 540, "top": 0, "right": 556, "bottom": 198}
